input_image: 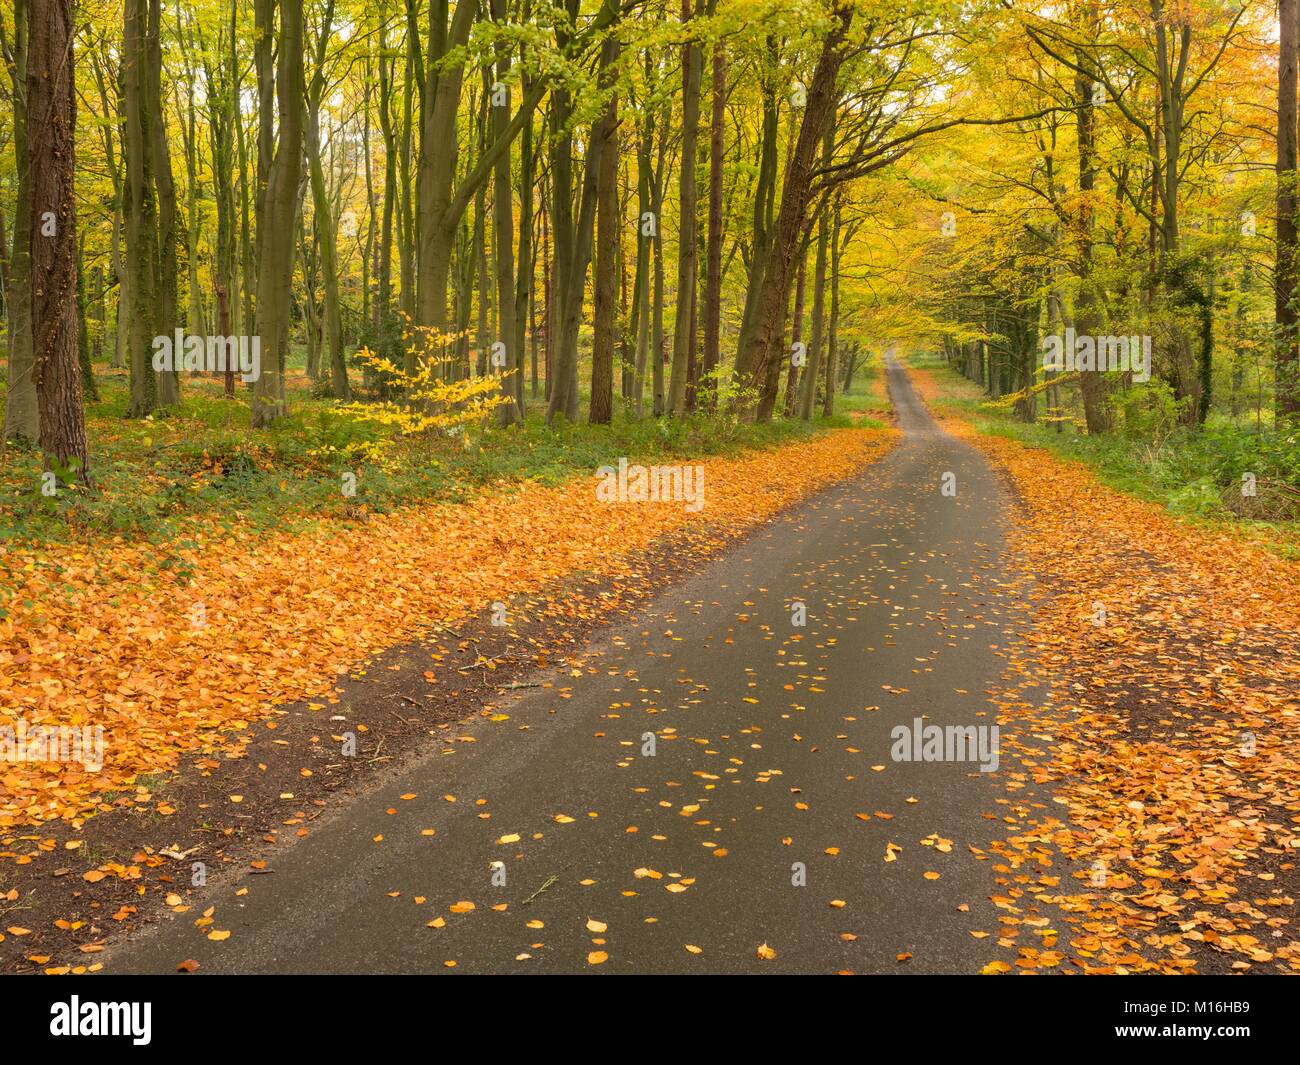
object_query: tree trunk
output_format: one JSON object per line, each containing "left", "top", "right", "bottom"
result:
{"left": 542, "top": 185, "right": 552, "bottom": 401}
{"left": 234, "top": 14, "right": 254, "bottom": 338}
{"left": 799, "top": 197, "right": 829, "bottom": 421}
{"left": 1074, "top": 54, "right": 1110, "bottom": 433}
{"left": 822, "top": 195, "right": 841, "bottom": 417}
{"left": 76, "top": 243, "right": 99, "bottom": 402}
{"left": 701, "top": 37, "right": 725, "bottom": 410}
{"left": 0, "top": 206, "right": 7, "bottom": 319}
{"left": 589, "top": 78, "right": 619, "bottom": 424}
{"left": 2, "top": 0, "right": 38, "bottom": 442}
{"left": 1279, "top": 0, "right": 1299, "bottom": 420}
{"left": 784, "top": 246, "right": 807, "bottom": 415}
{"left": 207, "top": 10, "right": 237, "bottom": 377}
{"left": 28, "top": 0, "right": 89, "bottom": 480}
{"left": 735, "top": 43, "right": 778, "bottom": 386}
{"left": 306, "top": 0, "right": 349, "bottom": 400}
{"left": 251, "top": 0, "right": 304, "bottom": 427}
{"left": 182, "top": 83, "right": 207, "bottom": 344}
{"left": 546, "top": 8, "right": 618, "bottom": 424}
{"left": 490, "top": 0, "right": 520, "bottom": 423}
{"left": 631, "top": 107, "right": 652, "bottom": 417}
{"left": 651, "top": 114, "right": 667, "bottom": 416}
{"left": 123, "top": 0, "right": 158, "bottom": 418}
{"left": 398, "top": 37, "right": 416, "bottom": 322}
{"left": 667, "top": 0, "right": 701, "bottom": 414}
{"left": 376, "top": 11, "right": 396, "bottom": 336}
{"left": 148, "top": 0, "right": 179, "bottom": 406}
{"left": 734, "top": 8, "right": 850, "bottom": 421}
{"left": 514, "top": 67, "right": 534, "bottom": 416}
{"left": 217, "top": 280, "right": 234, "bottom": 398}
{"left": 475, "top": 136, "right": 489, "bottom": 379}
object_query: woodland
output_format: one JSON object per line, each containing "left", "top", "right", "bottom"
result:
{"left": 0, "top": 0, "right": 1294, "bottom": 533}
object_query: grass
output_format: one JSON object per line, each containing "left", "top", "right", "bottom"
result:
{"left": 829, "top": 362, "right": 891, "bottom": 425}
{"left": 0, "top": 350, "right": 888, "bottom": 549}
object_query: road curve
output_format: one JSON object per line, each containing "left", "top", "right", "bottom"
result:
{"left": 107, "top": 356, "right": 1021, "bottom": 975}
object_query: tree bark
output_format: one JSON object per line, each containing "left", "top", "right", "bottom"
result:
{"left": 667, "top": 0, "right": 701, "bottom": 414}
{"left": 306, "top": 0, "right": 350, "bottom": 400}
{"left": 631, "top": 102, "right": 652, "bottom": 416}
{"left": 735, "top": 49, "right": 777, "bottom": 387}
{"left": 1074, "top": 48, "right": 1110, "bottom": 433}
{"left": 514, "top": 61, "right": 534, "bottom": 416}
{"left": 28, "top": 0, "right": 88, "bottom": 480}
{"left": 123, "top": 0, "right": 158, "bottom": 418}
{"left": 734, "top": 8, "right": 850, "bottom": 421}
{"left": 398, "top": 34, "right": 416, "bottom": 322}
{"left": 799, "top": 195, "right": 828, "bottom": 421}
{"left": 376, "top": 9, "right": 396, "bottom": 338}
{"left": 784, "top": 245, "right": 807, "bottom": 416}
{"left": 76, "top": 242, "right": 99, "bottom": 402}
{"left": 2, "top": 0, "right": 38, "bottom": 442}
{"left": 546, "top": 4, "right": 618, "bottom": 425}
{"left": 822, "top": 194, "right": 841, "bottom": 417}
{"left": 490, "top": 0, "right": 520, "bottom": 423}
{"left": 701, "top": 37, "right": 725, "bottom": 410}
{"left": 1279, "top": 0, "right": 1300, "bottom": 420}
{"left": 206, "top": 9, "right": 238, "bottom": 376}
{"left": 651, "top": 110, "right": 667, "bottom": 416}
{"left": 589, "top": 76, "right": 619, "bottom": 424}
{"left": 251, "top": 0, "right": 304, "bottom": 427}
{"left": 148, "top": 0, "right": 179, "bottom": 406}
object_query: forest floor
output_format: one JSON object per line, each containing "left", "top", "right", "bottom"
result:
{"left": 0, "top": 362, "right": 879, "bottom": 545}
{"left": 4, "top": 355, "right": 1298, "bottom": 975}
{"left": 0, "top": 361, "right": 895, "bottom": 973}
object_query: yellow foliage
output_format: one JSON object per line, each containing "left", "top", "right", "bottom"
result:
{"left": 337, "top": 346, "right": 514, "bottom": 438}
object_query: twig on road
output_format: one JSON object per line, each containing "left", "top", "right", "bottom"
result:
{"left": 523, "top": 874, "right": 559, "bottom": 905}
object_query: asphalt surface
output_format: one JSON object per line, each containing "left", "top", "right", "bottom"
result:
{"left": 107, "top": 357, "right": 1020, "bottom": 974}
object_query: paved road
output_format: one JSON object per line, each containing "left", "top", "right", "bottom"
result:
{"left": 108, "top": 357, "right": 1019, "bottom": 974}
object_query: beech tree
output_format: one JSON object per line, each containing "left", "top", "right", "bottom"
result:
{"left": 0, "top": 0, "right": 1292, "bottom": 454}
{"left": 27, "top": 0, "right": 88, "bottom": 479}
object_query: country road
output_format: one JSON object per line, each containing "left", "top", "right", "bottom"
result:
{"left": 105, "top": 358, "right": 1027, "bottom": 975}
